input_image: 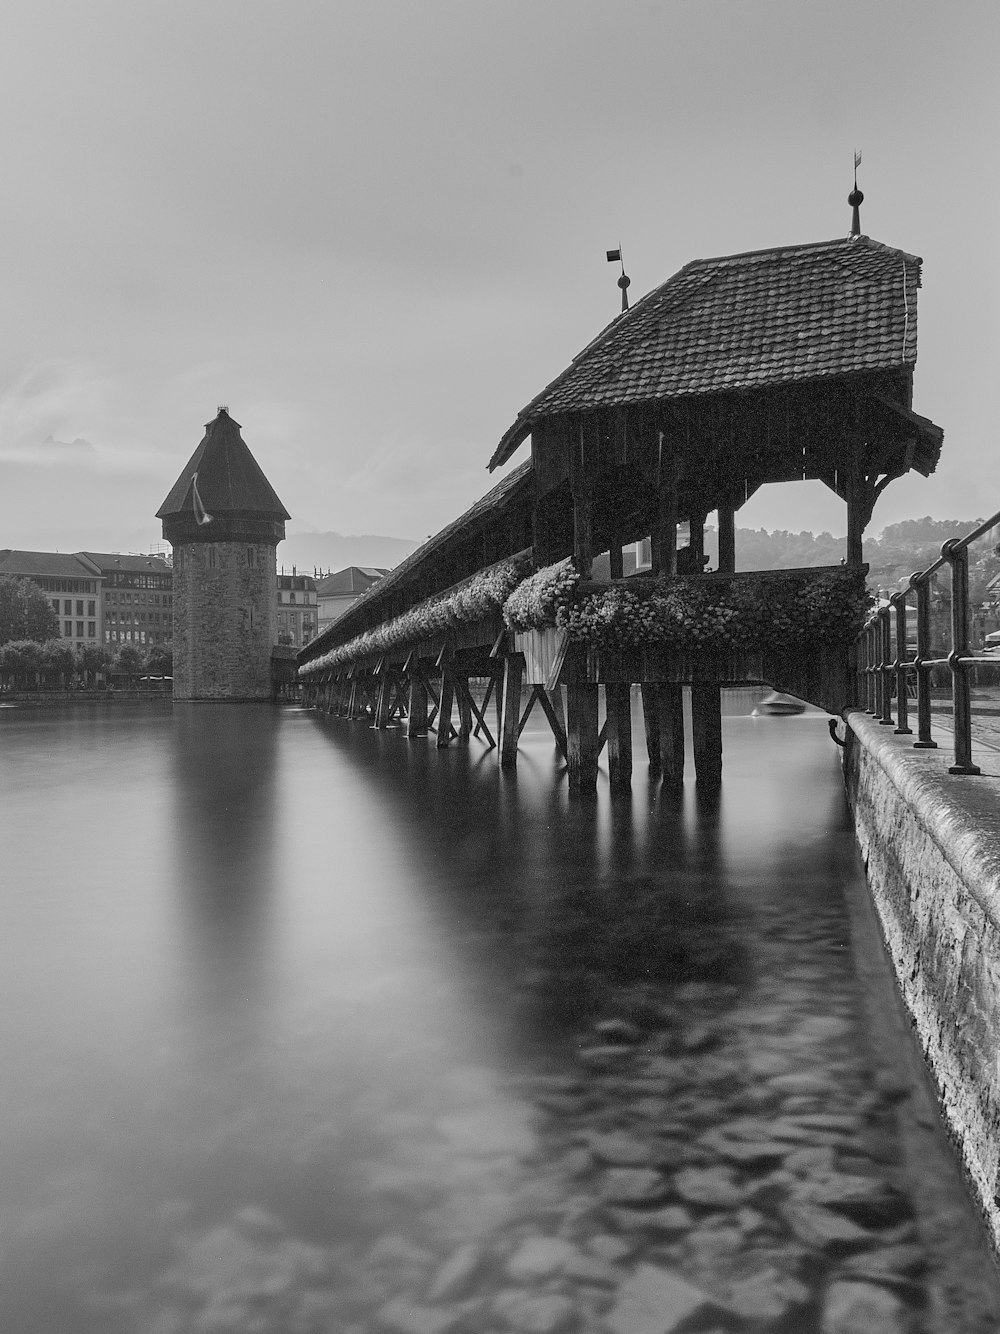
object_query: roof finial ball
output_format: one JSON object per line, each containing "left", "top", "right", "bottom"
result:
{"left": 848, "top": 149, "right": 864, "bottom": 238}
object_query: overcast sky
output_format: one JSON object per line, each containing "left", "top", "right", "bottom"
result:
{"left": 0, "top": 0, "right": 997, "bottom": 553}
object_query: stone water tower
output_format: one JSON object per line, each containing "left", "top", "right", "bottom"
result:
{"left": 157, "top": 407, "right": 290, "bottom": 700}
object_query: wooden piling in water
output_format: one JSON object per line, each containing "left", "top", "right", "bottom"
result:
{"left": 566, "top": 683, "right": 600, "bottom": 792}
{"left": 499, "top": 653, "right": 524, "bottom": 769}
{"left": 656, "top": 683, "right": 685, "bottom": 789}
{"left": 406, "top": 674, "right": 428, "bottom": 738}
{"left": 605, "top": 683, "right": 633, "bottom": 789}
{"left": 455, "top": 676, "right": 473, "bottom": 740}
{"left": 691, "top": 682, "right": 723, "bottom": 787}
{"left": 436, "top": 667, "right": 455, "bottom": 748}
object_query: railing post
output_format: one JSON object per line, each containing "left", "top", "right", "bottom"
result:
{"left": 891, "top": 590, "right": 912, "bottom": 735}
{"left": 910, "top": 573, "right": 937, "bottom": 749}
{"left": 864, "top": 620, "right": 877, "bottom": 714}
{"left": 878, "top": 606, "right": 894, "bottom": 725}
{"left": 943, "top": 539, "right": 981, "bottom": 775}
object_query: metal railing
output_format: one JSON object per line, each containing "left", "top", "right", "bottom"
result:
{"left": 857, "top": 510, "right": 1000, "bottom": 775}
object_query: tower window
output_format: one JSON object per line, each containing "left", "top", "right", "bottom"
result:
{"left": 247, "top": 547, "right": 256, "bottom": 567}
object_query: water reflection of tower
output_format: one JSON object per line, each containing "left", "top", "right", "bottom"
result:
{"left": 157, "top": 407, "right": 290, "bottom": 700}
{"left": 168, "top": 704, "right": 279, "bottom": 1021}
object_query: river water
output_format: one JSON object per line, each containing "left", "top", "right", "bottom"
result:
{"left": 1, "top": 694, "right": 998, "bottom": 1333}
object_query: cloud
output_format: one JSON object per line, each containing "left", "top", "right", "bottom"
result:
{"left": 40, "top": 433, "right": 97, "bottom": 453}
{"left": 0, "top": 359, "right": 112, "bottom": 463}
{"left": 0, "top": 359, "right": 161, "bottom": 475}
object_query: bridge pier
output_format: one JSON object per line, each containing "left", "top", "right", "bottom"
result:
{"left": 406, "top": 675, "right": 428, "bottom": 738}
{"left": 692, "top": 683, "right": 723, "bottom": 788}
{"left": 499, "top": 654, "right": 523, "bottom": 769}
{"left": 566, "top": 683, "right": 600, "bottom": 792}
{"left": 605, "top": 683, "right": 632, "bottom": 790}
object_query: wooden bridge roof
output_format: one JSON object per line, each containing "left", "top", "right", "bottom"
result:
{"left": 490, "top": 235, "right": 926, "bottom": 470}
{"left": 299, "top": 459, "right": 532, "bottom": 663}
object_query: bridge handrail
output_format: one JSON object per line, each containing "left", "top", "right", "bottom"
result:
{"left": 857, "top": 506, "right": 1000, "bottom": 775}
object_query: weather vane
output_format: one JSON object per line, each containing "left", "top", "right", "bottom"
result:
{"left": 607, "top": 247, "right": 630, "bottom": 312}
{"left": 849, "top": 150, "right": 864, "bottom": 237}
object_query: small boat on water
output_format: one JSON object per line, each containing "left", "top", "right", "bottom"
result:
{"left": 753, "top": 690, "right": 807, "bottom": 716}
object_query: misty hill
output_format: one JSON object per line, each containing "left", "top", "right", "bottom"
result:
{"left": 276, "top": 530, "right": 418, "bottom": 576}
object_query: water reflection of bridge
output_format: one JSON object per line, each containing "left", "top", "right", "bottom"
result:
{"left": 299, "top": 228, "right": 942, "bottom": 791}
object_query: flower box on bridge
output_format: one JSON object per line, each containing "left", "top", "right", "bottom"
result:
{"left": 515, "top": 624, "right": 852, "bottom": 716}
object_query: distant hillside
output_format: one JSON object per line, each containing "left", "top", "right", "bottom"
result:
{"left": 276, "top": 531, "right": 418, "bottom": 576}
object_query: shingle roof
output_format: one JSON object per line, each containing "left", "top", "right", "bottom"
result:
{"left": 156, "top": 407, "right": 290, "bottom": 520}
{"left": 491, "top": 235, "right": 923, "bottom": 469}
{"left": 316, "top": 566, "right": 389, "bottom": 597}
{"left": 81, "top": 552, "right": 172, "bottom": 574}
{"left": 0, "top": 549, "right": 103, "bottom": 578}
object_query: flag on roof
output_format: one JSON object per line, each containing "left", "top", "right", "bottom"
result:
{"left": 191, "top": 472, "right": 212, "bottom": 526}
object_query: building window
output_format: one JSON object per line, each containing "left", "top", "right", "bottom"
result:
{"left": 87, "top": 622, "right": 96, "bottom": 638}
{"left": 289, "top": 592, "right": 297, "bottom": 604}
{"left": 64, "top": 621, "right": 72, "bottom": 637}
{"left": 87, "top": 600, "right": 96, "bottom": 617}
{"left": 63, "top": 599, "right": 72, "bottom": 615}
{"left": 51, "top": 599, "right": 59, "bottom": 613}
{"left": 76, "top": 621, "right": 84, "bottom": 637}
{"left": 76, "top": 600, "right": 84, "bottom": 616}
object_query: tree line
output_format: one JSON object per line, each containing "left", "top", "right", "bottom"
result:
{"left": 0, "top": 575, "right": 172, "bottom": 690}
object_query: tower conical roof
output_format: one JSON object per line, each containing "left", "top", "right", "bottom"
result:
{"left": 157, "top": 407, "right": 291, "bottom": 521}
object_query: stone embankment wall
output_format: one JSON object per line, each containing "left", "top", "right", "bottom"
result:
{"left": 844, "top": 709, "right": 1000, "bottom": 1255}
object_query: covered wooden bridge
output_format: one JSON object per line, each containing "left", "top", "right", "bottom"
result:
{"left": 298, "top": 226, "right": 942, "bottom": 791}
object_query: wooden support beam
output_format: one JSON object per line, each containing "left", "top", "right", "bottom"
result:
{"left": 456, "top": 676, "right": 496, "bottom": 748}
{"left": 641, "top": 683, "right": 661, "bottom": 776}
{"left": 406, "top": 674, "right": 428, "bottom": 738}
{"left": 609, "top": 541, "right": 624, "bottom": 580}
{"left": 455, "top": 675, "right": 473, "bottom": 740}
{"left": 566, "top": 683, "right": 600, "bottom": 792}
{"left": 688, "top": 514, "right": 705, "bottom": 568}
{"left": 651, "top": 433, "right": 679, "bottom": 576}
{"left": 691, "top": 682, "right": 723, "bottom": 788}
{"left": 845, "top": 445, "right": 870, "bottom": 568}
{"left": 516, "top": 684, "right": 539, "bottom": 738}
{"left": 658, "top": 683, "right": 688, "bottom": 784}
{"left": 657, "top": 683, "right": 685, "bottom": 789}
{"left": 572, "top": 481, "right": 594, "bottom": 577}
{"left": 475, "top": 674, "right": 496, "bottom": 738}
{"left": 604, "top": 683, "right": 633, "bottom": 789}
{"left": 436, "top": 667, "right": 455, "bottom": 748}
{"left": 536, "top": 687, "right": 568, "bottom": 761}
{"left": 718, "top": 497, "right": 736, "bottom": 573}
{"left": 373, "top": 672, "right": 392, "bottom": 729}
{"left": 499, "top": 652, "right": 524, "bottom": 769}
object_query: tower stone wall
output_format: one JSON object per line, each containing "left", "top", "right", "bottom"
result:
{"left": 171, "top": 539, "right": 278, "bottom": 700}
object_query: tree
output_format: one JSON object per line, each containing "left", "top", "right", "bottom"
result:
{"left": 78, "top": 642, "right": 113, "bottom": 687}
{"left": 144, "top": 641, "right": 173, "bottom": 676}
{"left": 114, "top": 643, "right": 144, "bottom": 686}
{"left": 0, "top": 639, "right": 44, "bottom": 689}
{"left": 41, "top": 639, "right": 75, "bottom": 687}
{"left": 0, "top": 576, "right": 59, "bottom": 645}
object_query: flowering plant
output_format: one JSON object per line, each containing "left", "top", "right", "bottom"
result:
{"left": 502, "top": 559, "right": 579, "bottom": 631}
{"left": 505, "top": 566, "right": 870, "bottom": 654}
{"left": 299, "top": 555, "right": 529, "bottom": 677}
